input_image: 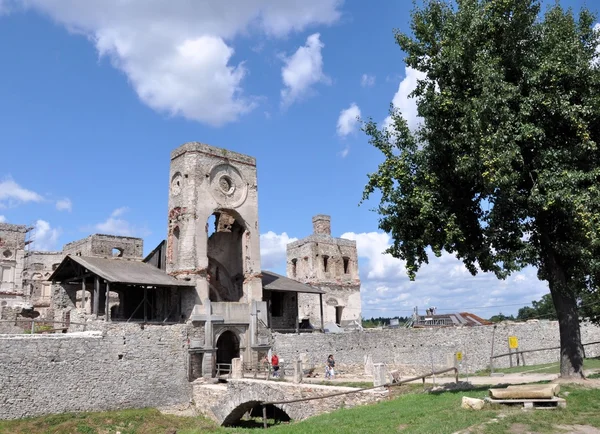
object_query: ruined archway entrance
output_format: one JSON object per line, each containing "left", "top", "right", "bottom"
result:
{"left": 206, "top": 210, "right": 245, "bottom": 302}
{"left": 216, "top": 330, "right": 240, "bottom": 368}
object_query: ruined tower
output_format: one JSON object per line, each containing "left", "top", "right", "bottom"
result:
{"left": 166, "top": 142, "right": 266, "bottom": 376}
{"left": 286, "top": 215, "right": 361, "bottom": 327}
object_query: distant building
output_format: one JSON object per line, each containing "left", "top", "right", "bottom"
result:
{"left": 409, "top": 306, "right": 491, "bottom": 327}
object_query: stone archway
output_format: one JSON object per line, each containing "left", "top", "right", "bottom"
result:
{"left": 216, "top": 330, "right": 240, "bottom": 367}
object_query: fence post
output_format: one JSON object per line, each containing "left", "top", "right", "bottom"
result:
{"left": 30, "top": 319, "right": 35, "bottom": 334}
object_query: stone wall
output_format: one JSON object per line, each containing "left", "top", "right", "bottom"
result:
{"left": 0, "top": 223, "right": 28, "bottom": 302}
{"left": 0, "top": 323, "right": 192, "bottom": 420}
{"left": 62, "top": 234, "right": 143, "bottom": 259}
{"left": 273, "top": 321, "right": 600, "bottom": 374}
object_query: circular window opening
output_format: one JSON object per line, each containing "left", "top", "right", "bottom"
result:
{"left": 3, "top": 250, "right": 11, "bottom": 258}
{"left": 219, "top": 175, "right": 235, "bottom": 195}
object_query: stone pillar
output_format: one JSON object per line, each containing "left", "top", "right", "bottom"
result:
{"left": 312, "top": 215, "right": 331, "bottom": 235}
{"left": 373, "top": 363, "right": 387, "bottom": 387}
{"left": 364, "top": 354, "right": 373, "bottom": 376}
{"left": 293, "top": 360, "right": 303, "bottom": 383}
{"left": 231, "top": 358, "right": 243, "bottom": 379}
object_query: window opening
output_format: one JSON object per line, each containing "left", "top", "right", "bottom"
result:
{"left": 335, "top": 306, "right": 344, "bottom": 325}
{"left": 291, "top": 258, "right": 297, "bottom": 278}
{"left": 112, "top": 248, "right": 124, "bottom": 257}
{"left": 343, "top": 257, "right": 350, "bottom": 274}
{"left": 271, "top": 292, "right": 284, "bottom": 317}
{"left": 323, "top": 255, "right": 329, "bottom": 272}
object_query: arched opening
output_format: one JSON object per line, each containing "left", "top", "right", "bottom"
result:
{"left": 223, "top": 401, "right": 291, "bottom": 428}
{"left": 112, "top": 247, "right": 124, "bottom": 257}
{"left": 216, "top": 330, "right": 240, "bottom": 369}
{"left": 207, "top": 210, "right": 245, "bottom": 302}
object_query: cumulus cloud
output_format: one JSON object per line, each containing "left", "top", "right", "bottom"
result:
{"left": 55, "top": 198, "right": 72, "bottom": 212}
{"left": 383, "top": 66, "right": 427, "bottom": 133}
{"left": 0, "top": 178, "right": 43, "bottom": 208}
{"left": 95, "top": 207, "right": 149, "bottom": 237}
{"left": 281, "top": 33, "right": 331, "bottom": 107}
{"left": 0, "top": 215, "right": 5, "bottom": 223}
{"left": 336, "top": 102, "right": 361, "bottom": 137}
{"left": 14, "top": 0, "right": 342, "bottom": 126}
{"left": 341, "top": 231, "right": 549, "bottom": 320}
{"left": 260, "top": 231, "right": 298, "bottom": 270}
{"left": 361, "top": 74, "right": 375, "bottom": 87}
{"left": 31, "top": 220, "right": 60, "bottom": 251}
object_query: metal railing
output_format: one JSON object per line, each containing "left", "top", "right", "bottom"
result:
{"left": 0, "top": 319, "right": 87, "bottom": 334}
{"left": 259, "top": 366, "right": 459, "bottom": 428}
{"left": 490, "top": 340, "right": 600, "bottom": 374}
{"left": 216, "top": 363, "right": 232, "bottom": 378}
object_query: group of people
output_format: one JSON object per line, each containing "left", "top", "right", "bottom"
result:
{"left": 263, "top": 352, "right": 336, "bottom": 379}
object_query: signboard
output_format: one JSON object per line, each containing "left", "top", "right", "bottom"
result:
{"left": 508, "top": 336, "right": 519, "bottom": 349}
{"left": 456, "top": 351, "right": 463, "bottom": 362}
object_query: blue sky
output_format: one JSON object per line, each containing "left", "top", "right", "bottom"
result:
{"left": 0, "top": 0, "right": 595, "bottom": 320}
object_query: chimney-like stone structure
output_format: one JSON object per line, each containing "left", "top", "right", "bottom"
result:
{"left": 312, "top": 215, "right": 331, "bottom": 235}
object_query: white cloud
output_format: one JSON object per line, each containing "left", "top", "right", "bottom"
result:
{"left": 338, "top": 145, "right": 350, "bottom": 158}
{"left": 31, "top": 220, "right": 60, "bottom": 251}
{"left": 341, "top": 231, "right": 549, "bottom": 320}
{"left": 361, "top": 74, "right": 375, "bottom": 87}
{"left": 383, "top": 66, "right": 427, "bottom": 133}
{"left": 95, "top": 207, "right": 148, "bottom": 237}
{"left": 55, "top": 198, "right": 72, "bottom": 212}
{"left": 15, "top": 0, "right": 342, "bottom": 126}
{"left": 281, "top": 33, "right": 330, "bottom": 107}
{"left": 336, "top": 102, "right": 361, "bottom": 137}
{"left": 0, "top": 178, "right": 43, "bottom": 208}
{"left": 260, "top": 231, "right": 298, "bottom": 270}
{"left": 0, "top": 215, "right": 5, "bottom": 223}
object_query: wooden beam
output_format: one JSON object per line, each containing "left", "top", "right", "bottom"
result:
{"left": 319, "top": 293, "right": 324, "bottom": 331}
{"left": 93, "top": 276, "right": 99, "bottom": 316}
{"left": 105, "top": 281, "right": 111, "bottom": 322}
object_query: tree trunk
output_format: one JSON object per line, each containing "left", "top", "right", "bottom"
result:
{"left": 549, "top": 282, "right": 585, "bottom": 378}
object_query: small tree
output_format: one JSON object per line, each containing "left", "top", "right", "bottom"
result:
{"left": 363, "top": 0, "right": 600, "bottom": 377}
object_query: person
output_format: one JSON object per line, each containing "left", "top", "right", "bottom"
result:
{"left": 271, "top": 353, "right": 280, "bottom": 378}
{"left": 325, "top": 354, "right": 335, "bottom": 379}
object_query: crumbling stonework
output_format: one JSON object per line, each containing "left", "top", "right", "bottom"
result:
{"left": 194, "top": 378, "right": 387, "bottom": 426}
{"left": 0, "top": 223, "right": 29, "bottom": 307}
{"left": 63, "top": 234, "right": 143, "bottom": 259}
{"left": 287, "top": 215, "right": 361, "bottom": 326}
{"left": 0, "top": 323, "right": 192, "bottom": 420}
{"left": 23, "top": 251, "right": 63, "bottom": 318}
{"left": 272, "top": 321, "right": 600, "bottom": 375}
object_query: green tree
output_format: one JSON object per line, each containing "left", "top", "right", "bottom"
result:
{"left": 362, "top": 0, "right": 600, "bottom": 377}
{"left": 489, "top": 313, "right": 515, "bottom": 323}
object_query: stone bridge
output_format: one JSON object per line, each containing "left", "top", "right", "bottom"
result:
{"left": 193, "top": 379, "right": 388, "bottom": 426}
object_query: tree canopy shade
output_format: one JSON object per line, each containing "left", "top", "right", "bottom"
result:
{"left": 362, "top": 0, "right": 600, "bottom": 377}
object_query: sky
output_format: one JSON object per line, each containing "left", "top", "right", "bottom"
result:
{"left": 0, "top": 0, "right": 596, "bottom": 320}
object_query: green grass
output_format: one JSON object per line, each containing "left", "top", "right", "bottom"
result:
{"left": 475, "top": 357, "right": 600, "bottom": 376}
{"left": 2, "top": 384, "right": 600, "bottom": 434}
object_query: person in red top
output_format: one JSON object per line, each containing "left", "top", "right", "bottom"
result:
{"left": 271, "top": 353, "right": 280, "bottom": 378}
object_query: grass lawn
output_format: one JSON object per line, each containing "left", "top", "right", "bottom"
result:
{"left": 1, "top": 384, "right": 600, "bottom": 433}
{"left": 475, "top": 357, "right": 600, "bottom": 376}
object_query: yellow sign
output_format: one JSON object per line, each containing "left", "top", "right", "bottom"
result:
{"left": 508, "top": 336, "right": 519, "bottom": 349}
{"left": 456, "top": 351, "right": 463, "bottom": 362}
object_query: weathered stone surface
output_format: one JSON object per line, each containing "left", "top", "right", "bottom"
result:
{"left": 373, "top": 363, "right": 387, "bottom": 386}
{"left": 489, "top": 385, "right": 558, "bottom": 399}
{"left": 0, "top": 323, "right": 192, "bottom": 420}
{"left": 273, "top": 321, "right": 600, "bottom": 374}
{"left": 231, "top": 358, "right": 243, "bottom": 379}
{"left": 196, "top": 379, "right": 388, "bottom": 426}
{"left": 287, "top": 215, "right": 361, "bottom": 327}
{"left": 293, "top": 359, "right": 303, "bottom": 383}
{"left": 461, "top": 397, "right": 485, "bottom": 410}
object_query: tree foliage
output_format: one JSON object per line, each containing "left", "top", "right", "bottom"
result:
{"left": 517, "top": 294, "right": 557, "bottom": 320}
{"left": 363, "top": 0, "right": 600, "bottom": 377}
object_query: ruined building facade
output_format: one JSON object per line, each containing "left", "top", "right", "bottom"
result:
{"left": 0, "top": 224, "right": 29, "bottom": 308}
{"left": 286, "top": 215, "right": 361, "bottom": 327}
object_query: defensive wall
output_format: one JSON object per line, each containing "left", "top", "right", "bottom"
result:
{"left": 0, "top": 323, "right": 192, "bottom": 420}
{"left": 273, "top": 321, "right": 600, "bottom": 375}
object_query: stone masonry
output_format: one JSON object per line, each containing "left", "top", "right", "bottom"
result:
{"left": 0, "top": 323, "right": 192, "bottom": 420}
{"left": 0, "top": 223, "right": 29, "bottom": 308}
{"left": 273, "top": 320, "right": 600, "bottom": 375}
{"left": 286, "top": 215, "right": 361, "bottom": 326}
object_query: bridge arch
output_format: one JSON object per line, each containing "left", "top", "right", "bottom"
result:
{"left": 221, "top": 401, "right": 291, "bottom": 427}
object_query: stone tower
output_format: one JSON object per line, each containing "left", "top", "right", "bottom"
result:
{"left": 166, "top": 142, "right": 263, "bottom": 313}
{"left": 166, "top": 142, "right": 266, "bottom": 376}
{"left": 286, "top": 215, "right": 361, "bottom": 327}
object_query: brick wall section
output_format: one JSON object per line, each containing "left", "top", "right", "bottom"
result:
{"left": 273, "top": 321, "right": 600, "bottom": 374}
{"left": 0, "top": 323, "right": 192, "bottom": 420}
